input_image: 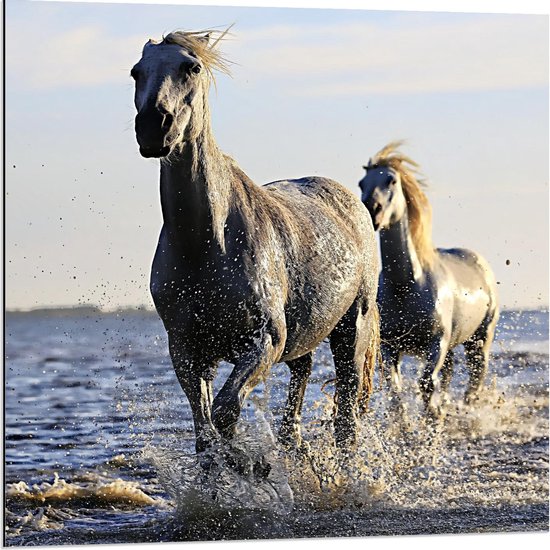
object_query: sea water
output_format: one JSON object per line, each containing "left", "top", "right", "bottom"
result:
{"left": 4, "top": 308, "right": 548, "bottom": 544}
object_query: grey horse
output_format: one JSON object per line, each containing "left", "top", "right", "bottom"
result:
{"left": 131, "top": 30, "right": 379, "bottom": 472}
{"left": 359, "top": 141, "right": 498, "bottom": 417}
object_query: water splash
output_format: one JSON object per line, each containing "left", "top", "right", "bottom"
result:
{"left": 141, "top": 408, "right": 294, "bottom": 517}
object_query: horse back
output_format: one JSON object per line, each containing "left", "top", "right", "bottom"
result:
{"left": 260, "top": 176, "right": 379, "bottom": 358}
{"left": 263, "top": 176, "right": 376, "bottom": 267}
{"left": 437, "top": 247, "right": 499, "bottom": 345}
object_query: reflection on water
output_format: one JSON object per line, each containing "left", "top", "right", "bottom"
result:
{"left": 4, "top": 309, "right": 549, "bottom": 544}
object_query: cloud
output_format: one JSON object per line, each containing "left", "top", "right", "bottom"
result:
{"left": 225, "top": 16, "right": 548, "bottom": 96}
{"left": 6, "top": 24, "right": 145, "bottom": 90}
{"left": 5, "top": 13, "right": 547, "bottom": 95}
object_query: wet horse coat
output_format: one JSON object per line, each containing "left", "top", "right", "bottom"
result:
{"left": 359, "top": 142, "right": 498, "bottom": 415}
{"left": 131, "top": 30, "right": 379, "bottom": 466}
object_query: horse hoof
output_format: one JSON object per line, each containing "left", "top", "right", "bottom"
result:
{"left": 253, "top": 457, "right": 272, "bottom": 480}
{"left": 198, "top": 452, "right": 216, "bottom": 473}
{"left": 222, "top": 450, "right": 253, "bottom": 476}
{"left": 226, "top": 452, "right": 270, "bottom": 479}
{"left": 426, "top": 406, "right": 444, "bottom": 424}
{"left": 279, "top": 434, "right": 312, "bottom": 462}
{"left": 464, "top": 392, "right": 480, "bottom": 406}
{"left": 298, "top": 439, "right": 311, "bottom": 458}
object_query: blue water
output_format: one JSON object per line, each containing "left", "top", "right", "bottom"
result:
{"left": 4, "top": 308, "right": 549, "bottom": 544}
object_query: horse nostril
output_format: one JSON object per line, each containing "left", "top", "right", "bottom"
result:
{"left": 162, "top": 113, "right": 174, "bottom": 131}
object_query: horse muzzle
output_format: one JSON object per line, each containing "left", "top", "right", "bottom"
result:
{"left": 366, "top": 206, "right": 383, "bottom": 231}
{"left": 135, "top": 106, "right": 174, "bottom": 158}
{"left": 139, "top": 145, "right": 171, "bottom": 158}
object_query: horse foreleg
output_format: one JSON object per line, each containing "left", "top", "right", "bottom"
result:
{"left": 211, "top": 333, "right": 277, "bottom": 441}
{"left": 419, "top": 337, "right": 449, "bottom": 419}
{"left": 210, "top": 333, "right": 279, "bottom": 477}
{"left": 279, "top": 352, "right": 313, "bottom": 452}
{"left": 381, "top": 344, "right": 409, "bottom": 423}
{"left": 169, "top": 338, "right": 218, "bottom": 454}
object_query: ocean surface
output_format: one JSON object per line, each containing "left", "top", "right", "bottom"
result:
{"left": 4, "top": 308, "right": 549, "bottom": 545}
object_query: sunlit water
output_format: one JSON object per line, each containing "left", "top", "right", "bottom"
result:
{"left": 4, "top": 308, "right": 549, "bottom": 545}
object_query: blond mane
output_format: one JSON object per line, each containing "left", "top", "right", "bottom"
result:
{"left": 162, "top": 28, "right": 232, "bottom": 82}
{"left": 369, "top": 141, "right": 435, "bottom": 268}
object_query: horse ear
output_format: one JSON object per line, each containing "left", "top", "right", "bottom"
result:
{"left": 199, "top": 33, "right": 210, "bottom": 44}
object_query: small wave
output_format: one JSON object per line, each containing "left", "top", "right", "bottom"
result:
{"left": 6, "top": 472, "right": 164, "bottom": 508}
{"left": 5, "top": 505, "right": 75, "bottom": 538}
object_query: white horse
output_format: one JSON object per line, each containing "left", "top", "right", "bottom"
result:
{"left": 131, "top": 30, "right": 380, "bottom": 473}
{"left": 359, "top": 142, "right": 499, "bottom": 417}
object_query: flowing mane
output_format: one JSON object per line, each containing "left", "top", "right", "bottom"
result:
{"left": 369, "top": 141, "right": 435, "bottom": 268}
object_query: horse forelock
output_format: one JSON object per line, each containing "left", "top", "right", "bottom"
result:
{"left": 159, "top": 28, "right": 232, "bottom": 82}
{"left": 371, "top": 141, "right": 435, "bottom": 268}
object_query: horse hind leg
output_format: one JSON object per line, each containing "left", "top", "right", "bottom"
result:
{"left": 329, "top": 295, "right": 379, "bottom": 450}
{"left": 435, "top": 349, "right": 455, "bottom": 415}
{"left": 440, "top": 349, "right": 455, "bottom": 395}
{"left": 278, "top": 352, "right": 313, "bottom": 453}
{"left": 463, "top": 313, "right": 498, "bottom": 404}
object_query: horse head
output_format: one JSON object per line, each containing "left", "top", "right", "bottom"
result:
{"left": 359, "top": 160, "right": 407, "bottom": 231}
{"left": 131, "top": 31, "right": 228, "bottom": 158}
{"left": 359, "top": 141, "right": 435, "bottom": 268}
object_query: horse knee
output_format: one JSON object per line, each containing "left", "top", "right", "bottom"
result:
{"left": 212, "top": 392, "right": 242, "bottom": 439}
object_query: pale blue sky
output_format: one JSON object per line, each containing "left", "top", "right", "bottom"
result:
{"left": 5, "top": 0, "right": 549, "bottom": 309}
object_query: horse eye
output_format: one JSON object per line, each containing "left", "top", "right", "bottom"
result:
{"left": 179, "top": 61, "right": 202, "bottom": 76}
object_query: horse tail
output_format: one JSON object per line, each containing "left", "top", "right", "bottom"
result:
{"left": 359, "top": 301, "right": 381, "bottom": 415}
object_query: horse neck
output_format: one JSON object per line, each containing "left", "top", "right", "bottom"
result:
{"left": 159, "top": 111, "right": 232, "bottom": 257}
{"left": 379, "top": 208, "right": 424, "bottom": 284}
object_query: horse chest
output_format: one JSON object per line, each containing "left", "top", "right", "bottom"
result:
{"left": 379, "top": 282, "right": 439, "bottom": 351}
{"left": 150, "top": 253, "right": 264, "bottom": 356}
{"left": 152, "top": 273, "right": 253, "bottom": 317}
